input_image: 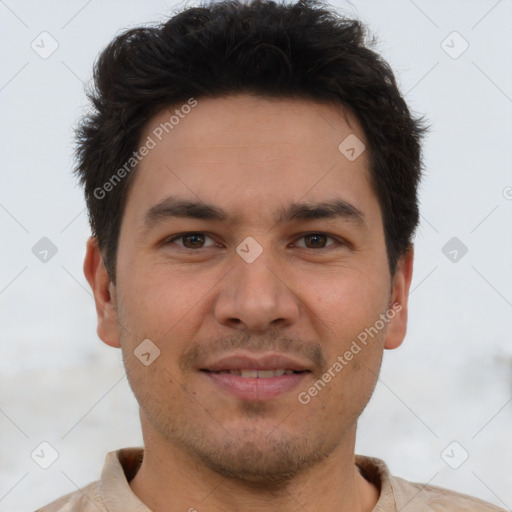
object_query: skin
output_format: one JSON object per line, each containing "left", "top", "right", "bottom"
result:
{"left": 84, "top": 94, "right": 414, "bottom": 512}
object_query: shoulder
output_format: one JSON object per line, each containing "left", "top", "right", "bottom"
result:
{"left": 34, "top": 448, "right": 144, "bottom": 511}
{"left": 355, "top": 455, "right": 507, "bottom": 512}
{"left": 35, "top": 480, "right": 105, "bottom": 512}
{"left": 391, "top": 475, "right": 508, "bottom": 511}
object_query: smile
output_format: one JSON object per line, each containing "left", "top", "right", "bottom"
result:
{"left": 201, "top": 369, "right": 310, "bottom": 400}
{"left": 205, "top": 369, "right": 305, "bottom": 378}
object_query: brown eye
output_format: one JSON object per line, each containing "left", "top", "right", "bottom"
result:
{"left": 304, "top": 234, "right": 328, "bottom": 248}
{"left": 295, "top": 233, "right": 336, "bottom": 249}
{"left": 167, "top": 232, "right": 216, "bottom": 249}
{"left": 182, "top": 233, "right": 205, "bottom": 248}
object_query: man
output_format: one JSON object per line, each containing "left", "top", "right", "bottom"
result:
{"left": 38, "top": 0, "right": 505, "bottom": 510}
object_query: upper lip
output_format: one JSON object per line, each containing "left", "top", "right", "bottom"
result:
{"left": 200, "top": 352, "right": 311, "bottom": 372}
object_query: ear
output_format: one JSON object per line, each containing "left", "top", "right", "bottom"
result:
{"left": 83, "top": 236, "right": 121, "bottom": 348}
{"left": 384, "top": 246, "right": 414, "bottom": 350}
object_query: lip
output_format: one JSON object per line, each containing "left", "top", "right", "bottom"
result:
{"left": 202, "top": 371, "right": 309, "bottom": 400}
{"left": 200, "top": 352, "right": 311, "bottom": 401}
{"left": 200, "top": 353, "right": 311, "bottom": 372}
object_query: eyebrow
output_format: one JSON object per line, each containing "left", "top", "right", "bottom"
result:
{"left": 276, "top": 199, "right": 366, "bottom": 225}
{"left": 144, "top": 197, "right": 227, "bottom": 226}
{"left": 143, "top": 196, "right": 366, "bottom": 230}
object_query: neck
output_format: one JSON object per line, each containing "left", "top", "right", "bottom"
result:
{"left": 129, "top": 423, "right": 379, "bottom": 512}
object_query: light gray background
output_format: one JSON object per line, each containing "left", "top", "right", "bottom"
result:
{"left": 1, "top": 0, "right": 511, "bottom": 510}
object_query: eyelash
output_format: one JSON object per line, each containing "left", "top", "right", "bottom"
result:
{"left": 164, "top": 232, "right": 343, "bottom": 250}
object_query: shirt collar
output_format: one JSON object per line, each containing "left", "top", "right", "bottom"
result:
{"left": 101, "top": 448, "right": 148, "bottom": 512}
{"left": 100, "top": 448, "right": 393, "bottom": 511}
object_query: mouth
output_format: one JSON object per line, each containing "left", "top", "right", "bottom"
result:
{"left": 199, "top": 353, "right": 312, "bottom": 400}
{"left": 202, "top": 369, "right": 309, "bottom": 378}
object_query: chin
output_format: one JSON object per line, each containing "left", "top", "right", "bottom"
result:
{"left": 178, "top": 424, "right": 335, "bottom": 487}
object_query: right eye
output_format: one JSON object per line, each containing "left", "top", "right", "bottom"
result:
{"left": 165, "top": 232, "right": 218, "bottom": 249}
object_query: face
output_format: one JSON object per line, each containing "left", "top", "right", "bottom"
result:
{"left": 85, "top": 94, "right": 413, "bottom": 484}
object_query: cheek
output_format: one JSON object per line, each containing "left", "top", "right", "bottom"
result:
{"left": 301, "top": 269, "right": 390, "bottom": 340}
{"left": 114, "top": 263, "right": 225, "bottom": 382}
{"left": 117, "top": 261, "right": 210, "bottom": 335}
{"left": 122, "top": 344, "right": 186, "bottom": 428}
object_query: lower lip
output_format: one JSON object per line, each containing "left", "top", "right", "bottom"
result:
{"left": 202, "top": 371, "right": 309, "bottom": 400}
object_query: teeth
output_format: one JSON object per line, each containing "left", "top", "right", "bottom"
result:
{"left": 218, "top": 369, "right": 295, "bottom": 378}
{"left": 257, "top": 370, "right": 278, "bottom": 378}
{"left": 215, "top": 369, "right": 299, "bottom": 377}
{"left": 240, "top": 369, "right": 259, "bottom": 378}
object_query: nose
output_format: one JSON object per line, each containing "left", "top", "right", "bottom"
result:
{"left": 213, "top": 248, "right": 301, "bottom": 333}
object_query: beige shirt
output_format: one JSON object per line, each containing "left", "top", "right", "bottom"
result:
{"left": 37, "top": 448, "right": 506, "bottom": 511}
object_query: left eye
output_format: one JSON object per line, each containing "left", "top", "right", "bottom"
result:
{"left": 294, "top": 233, "right": 337, "bottom": 249}
{"left": 166, "top": 232, "right": 217, "bottom": 249}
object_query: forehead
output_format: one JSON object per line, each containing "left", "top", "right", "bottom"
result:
{"left": 123, "top": 94, "right": 377, "bottom": 227}
{"left": 142, "top": 94, "right": 364, "bottom": 161}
